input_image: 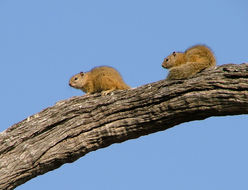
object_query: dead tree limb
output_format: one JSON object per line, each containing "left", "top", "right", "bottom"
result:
{"left": 1, "top": 63, "right": 248, "bottom": 190}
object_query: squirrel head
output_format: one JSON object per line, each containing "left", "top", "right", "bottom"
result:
{"left": 69, "top": 72, "right": 85, "bottom": 89}
{"left": 162, "top": 52, "right": 185, "bottom": 69}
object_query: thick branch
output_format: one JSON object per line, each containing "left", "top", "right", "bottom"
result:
{"left": 1, "top": 63, "right": 248, "bottom": 190}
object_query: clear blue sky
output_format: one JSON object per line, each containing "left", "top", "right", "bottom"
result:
{"left": 1, "top": 0, "right": 248, "bottom": 189}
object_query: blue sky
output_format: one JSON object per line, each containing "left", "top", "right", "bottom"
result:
{"left": 1, "top": 0, "right": 248, "bottom": 189}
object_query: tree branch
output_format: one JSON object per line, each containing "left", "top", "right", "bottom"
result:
{"left": 1, "top": 63, "right": 248, "bottom": 190}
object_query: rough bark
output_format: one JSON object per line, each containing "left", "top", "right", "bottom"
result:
{"left": 1, "top": 63, "right": 248, "bottom": 190}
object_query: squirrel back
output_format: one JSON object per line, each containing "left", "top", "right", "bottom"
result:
{"left": 185, "top": 45, "right": 216, "bottom": 67}
{"left": 162, "top": 45, "right": 216, "bottom": 80}
{"left": 69, "top": 66, "right": 130, "bottom": 95}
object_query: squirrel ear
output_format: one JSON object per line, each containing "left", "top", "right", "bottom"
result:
{"left": 80, "top": 72, "right": 84, "bottom": 76}
{"left": 173, "top": 52, "right": 176, "bottom": 56}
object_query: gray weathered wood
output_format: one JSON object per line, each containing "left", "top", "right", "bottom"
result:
{"left": 0, "top": 63, "right": 248, "bottom": 190}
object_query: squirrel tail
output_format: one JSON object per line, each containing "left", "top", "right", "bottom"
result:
{"left": 167, "top": 61, "right": 212, "bottom": 80}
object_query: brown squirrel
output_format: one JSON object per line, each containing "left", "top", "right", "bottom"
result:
{"left": 69, "top": 66, "right": 130, "bottom": 95}
{"left": 162, "top": 45, "right": 216, "bottom": 80}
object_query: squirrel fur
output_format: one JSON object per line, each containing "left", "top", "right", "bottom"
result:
{"left": 162, "top": 45, "right": 216, "bottom": 80}
{"left": 69, "top": 66, "right": 130, "bottom": 95}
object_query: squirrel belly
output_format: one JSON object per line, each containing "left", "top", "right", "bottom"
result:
{"left": 69, "top": 66, "right": 130, "bottom": 95}
{"left": 162, "top": 45, "right": 216, "bottom": 80}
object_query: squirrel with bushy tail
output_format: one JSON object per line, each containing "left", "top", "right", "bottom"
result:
{"left": 162, "top": 45, "right": 216, "bottom": 80}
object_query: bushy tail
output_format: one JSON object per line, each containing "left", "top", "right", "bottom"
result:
{"left": 167, "top": 61, "right": 212, "bottom": 80}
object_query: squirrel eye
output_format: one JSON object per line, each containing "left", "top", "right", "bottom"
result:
{"left": 166, "top": 58, "right": 169, "bottom": 62}
{"left": 74, "top": 77, "right": 78, "bottom": 80}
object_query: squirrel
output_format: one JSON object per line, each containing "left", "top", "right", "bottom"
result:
{"left": 69, "top": 66, "right": 130, "bottom": 95}
{"left": 162, "top": 45, "right": 216, "bottom": 80}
